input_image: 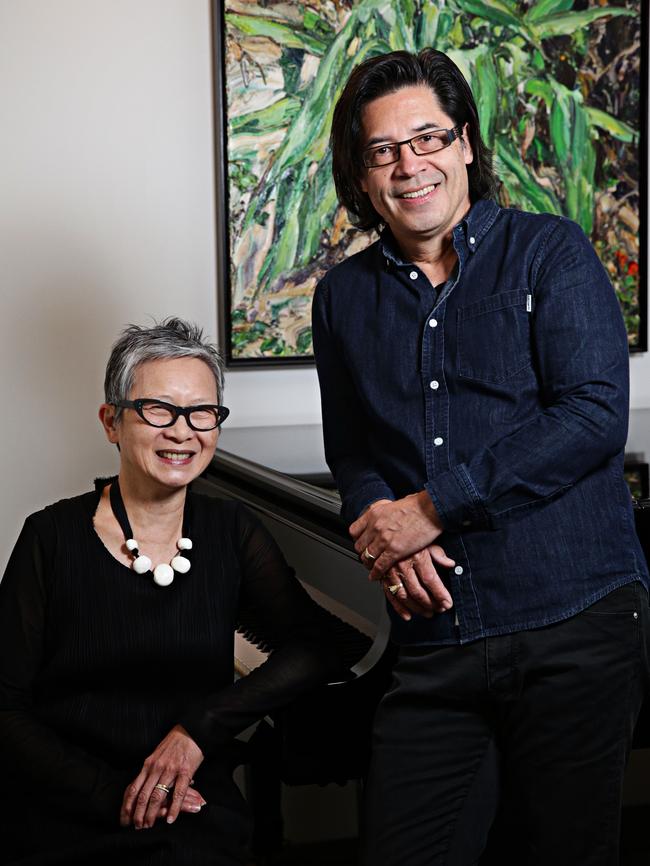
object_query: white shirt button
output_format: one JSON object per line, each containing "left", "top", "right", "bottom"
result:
{"left": 433, "top": 437, "right": 443, "bottom": 446}
{"left": 409, "top": 270, "right": 418, "bottom": 280}
{"left": 429, "top": 318, "right": 438, "bottom": 328}
{"left": 469, "top": 236, "right": 476, "bottom": 245}
{"left": 454, "top": 566, "right": 464, "bottom": 575}
{"left": 429, "top": 380, "right": 439, "bottom": 390}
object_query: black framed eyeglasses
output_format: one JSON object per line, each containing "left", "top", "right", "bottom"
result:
{"left": 362, "top": 126, "right": 463, "bottom": 168}
{"left": 115, "top": 399, "right": 230, "bottom": 431}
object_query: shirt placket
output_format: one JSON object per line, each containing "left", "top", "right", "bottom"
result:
{"left": 418, "top": 229, "right": 482, "bottom": 639}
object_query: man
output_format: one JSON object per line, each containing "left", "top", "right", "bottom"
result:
{"left": 311, "top": 49, "right": 649, "bottom": 866}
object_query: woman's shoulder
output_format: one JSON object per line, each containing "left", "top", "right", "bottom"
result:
{"left": 189, "top": 490, "right": 255, "bottom": 524}
{"left": 188, "top": 491, "right": 264, "bottom": 542}
{"left": 19, "top": 489, "right": 98, "bottom": 556}
{"left": 36, "top": 488, "right": 98, "bottom": 521}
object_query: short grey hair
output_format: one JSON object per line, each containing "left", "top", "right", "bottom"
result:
{"left": 104, "top": 317, "right": 225, "bottom": 419}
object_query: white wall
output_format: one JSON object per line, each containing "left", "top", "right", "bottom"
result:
{"left": 0, "top": 0, "right": 648, "bottom": 572}
{"left": 0, "top": 0, "right": 322, "bottom": 570}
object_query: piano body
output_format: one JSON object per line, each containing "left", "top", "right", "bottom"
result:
{"left": 195, "top": 420, "right": 650, "bottom": 773}
{"left": 194, "top": 424, "right": 395, "bottom": 786}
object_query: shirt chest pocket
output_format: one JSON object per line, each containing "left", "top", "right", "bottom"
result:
{"left": 457, "top": 290, "right": 532, "bottom": 384}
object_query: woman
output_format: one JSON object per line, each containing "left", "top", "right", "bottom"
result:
{"left": 0, "top": 318, "right": 342, "bottom": 865}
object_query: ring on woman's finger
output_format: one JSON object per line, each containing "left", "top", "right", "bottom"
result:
{"left": 387, "top": 582, "right": 404, "bottom": 596}
{"left": 154, "top": 783, "right": 172, "bottom": 795}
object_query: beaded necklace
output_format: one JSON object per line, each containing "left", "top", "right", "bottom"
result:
{"left": 109, "top": 478, "right": 192, "bottom": 587}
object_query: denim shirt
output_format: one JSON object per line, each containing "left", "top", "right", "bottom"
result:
{"left": 312, "top": 199, "right": 649, "bottom": 645}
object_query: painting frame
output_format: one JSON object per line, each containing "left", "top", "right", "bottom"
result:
{"left": 212, "top": 1, "right": 318, "bottom": 369}
{"left": 213, "top": 0, "right": 647, "bottom": 368}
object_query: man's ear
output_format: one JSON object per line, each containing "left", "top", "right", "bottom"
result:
{"left": 461, "top": 123, "right": 474, "bottom": 166}
{"left": 99, "top": 403, "right": 120, "bottom": 445}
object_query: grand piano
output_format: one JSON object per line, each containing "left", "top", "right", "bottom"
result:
{"left": 194, "top": 415, "right": 650, "bottom": 774}
{"left": 194, "top": 424, "right": 394, "bottom": 791}
{"left": 193, "top": 424, "right": 397, "bottom": 853}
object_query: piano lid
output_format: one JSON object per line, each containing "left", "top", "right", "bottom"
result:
{"left": 217, "top": 424, "right": 331, "bottom": 485}
{"left": 218, "top": 413, "right": 650, "bottom": 468}
{"left": 215, "top": 411, "right": 650, "bottom": 502}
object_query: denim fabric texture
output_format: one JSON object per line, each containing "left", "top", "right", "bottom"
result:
{"left": 312, "top": 199, "right": 649, "bottom": 645}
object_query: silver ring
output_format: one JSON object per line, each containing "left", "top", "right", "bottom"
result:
{"left": 154, "top": 783, "right": 171, "bottom": 794}
{"left": 363, "top": 546, "right": 377, "bottom": 562}
{"left": 387, "top": 582, "right": 404, "bottom": 596}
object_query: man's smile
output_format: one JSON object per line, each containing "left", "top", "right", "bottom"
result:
{"left": 397, "top": 183, "right": 441, "bottom": 199}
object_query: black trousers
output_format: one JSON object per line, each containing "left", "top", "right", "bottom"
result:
{"left": 362, "top": 583, "right": 650, "bottom": 866}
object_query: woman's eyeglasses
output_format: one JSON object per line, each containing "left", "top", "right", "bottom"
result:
{"left": 115, "top": 399, "right": 230, "bottom": 431}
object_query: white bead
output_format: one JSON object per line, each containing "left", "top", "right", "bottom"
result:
{"left": 153, "top": 563, "right": 175, "bottom": 586}
{"left": 177, "top": 538, "right": 193, "bottom": 550}
{"left": 171, "top": 555, "right": 191, "bottom": 574}
{"left": 133, "top": 555, "right": 152, "bottom": 574}
{"left": 126, "top": 539, "right": 139, "bottom": 552}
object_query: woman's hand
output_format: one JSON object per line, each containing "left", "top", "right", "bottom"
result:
{"left": 120, "top": 724, "right": 205, "bottom": 829}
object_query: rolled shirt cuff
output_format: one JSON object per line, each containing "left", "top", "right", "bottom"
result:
{"left": 425, "top": 464, "right": 490, "bottom": 532}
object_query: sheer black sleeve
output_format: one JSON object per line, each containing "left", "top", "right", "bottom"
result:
{"left": 0, "top": 515, "right": 129, "bottom": 822}
{"left": 179, "top": 505, "right": 348, "bottom": 755}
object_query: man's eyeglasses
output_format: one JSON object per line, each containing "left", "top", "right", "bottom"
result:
{"left": 362, "top": 126, "right": 463, "bottom": 168}
{"left": 115, "top": 399, "right": 230, "bottom": 431}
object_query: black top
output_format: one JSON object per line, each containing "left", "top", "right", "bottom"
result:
{"left": 0, "top": 484, "right": 343, "bottom": 865}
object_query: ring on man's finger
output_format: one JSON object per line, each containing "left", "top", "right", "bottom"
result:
{"left": 363, "top": 546, "right": 377, "bottom": 562}
{"left": 387, "top": 582, "right": 404, "bottom": 596}
{"left": 154, "top": 783, "right": 172, "bottom": 795}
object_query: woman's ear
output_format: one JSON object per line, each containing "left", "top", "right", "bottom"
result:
{"left": 99, "top": 404, "right": 120, "bottom": 445}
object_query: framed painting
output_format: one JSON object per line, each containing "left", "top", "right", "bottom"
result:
{"left": 214, "top": 0, "right": 646, "bottom": 367}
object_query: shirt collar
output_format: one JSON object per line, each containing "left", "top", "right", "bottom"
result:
{"left": 456, "top": 198, "right": 500, "bottom": 254}
{"left": 378, "top": 227, "right": 408, "bottom": 267}
{"left": 378, "top": 198, "right": 500, "bottom": 267}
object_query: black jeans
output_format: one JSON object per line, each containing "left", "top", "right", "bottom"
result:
{"left": 362, "top": 583, "right": 650, "bottom": 866}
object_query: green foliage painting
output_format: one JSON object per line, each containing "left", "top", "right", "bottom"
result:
{"left": 218, "top": 0, "right": 644, "bottom": 363}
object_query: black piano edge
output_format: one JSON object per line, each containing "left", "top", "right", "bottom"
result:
{"left": 198, "top": 453, "right": 393, "bottom": 682}
{"left": 201, "top": 451, "right": 353, "bottom": 553}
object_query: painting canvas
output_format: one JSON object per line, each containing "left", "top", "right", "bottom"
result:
{"left": 215, "top": 0, "right": 645, "bottom": 366}
{"left": 624, "top": 458, "right": 650, "bottom": 500}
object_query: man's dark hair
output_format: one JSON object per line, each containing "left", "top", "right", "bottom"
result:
{"left": 331, "top": 49, "right": 498, "bottom": 230}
